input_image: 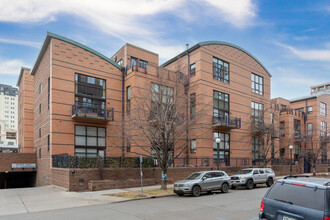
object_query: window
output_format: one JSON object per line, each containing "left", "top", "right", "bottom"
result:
{"left": 47, "top": 135, "right": 50, "bottom": 152}
{"left": 39, "top": 83, "right": 42, "bottom": 94}
{"left": 321, "top": 121, "right": 327, "bottom": 137}
{"left": 190, "top": 139, "right": 196, "bottom": 153}
{"left": 213, "top": 57, "right": 229, "bottom": 83}
{"left": 294, "top": 144, "right": 301, "bottom": 158}
{"left": 139, "top": 59, "right": 148, "bottom": 69}
{"left": 190, "top": 93, "right": 196, "bottom": 117}
{"left": 39, "top": 128, "right": 41, "bottom": 139}
{"left": 252, "top": 136, "right": 264, "bottom": 161}
{"left": 151, "top": 83, "right": 174, "bottom": 105}
{"left": 307, "top": 123, "right": 313, "bottom": 136}
{"left": 6, "top": 132, "right": 16, "bottom": 140}
{"left": 251, "top": 73, "right": 263, "bottom": 95}
{"left": 117, "top": 59, "right": 123, "bottom": 66}
{"left": 281, "top": 104, "right": 286, "bottom": 110}
{"left": 294, "top": 119, "right": 301, "bottom": 135}
{"left": 48, "top": 77, "right": 50, "bottom": 109}
{"left": 126, "top": 139, "right": 131, "bottom": 152}
{"left": 307, "top": 106, "right": 312, "bottom": 114}
{"left": 75, "top": 73, "right": 106, "bottom": 115}
{"left": 213, "top": 90, "right": 229, "bottom": 120}
{"left": 74, "top": 125, "right": 106, "bottom": 157}
{"left": 296, "top": 107, "right": 304, "bottom": 112}
{"left": 251, "top": 102, "right": 264, "bottom": 125}
{"left": 190, "top": 63, "right": 196, "bottom": 76}
{"left": 126, "top": 86, "right": 131, "bottom": 114}
{"left": 39, "top": 103, "right": 41, "bottom": 114}
{"left": 131, "top": 57, "right": 138, "bottom": 67}
{"left": 213, "top": 132, "right": 230, "bottom": 163}
{"left": 321, "top": 102, "right": 326, "bottom": 116}
{"left": 39, "top": 148, "right": 41, "bottom": 159}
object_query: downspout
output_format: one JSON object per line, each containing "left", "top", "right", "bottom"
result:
{"left": 122, "top": 67, "right": 125, "bottom": 160}
{"left": 186, "top": 44, "right": 190, "bottom": 165}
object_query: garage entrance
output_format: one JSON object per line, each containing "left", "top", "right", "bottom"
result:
{"left": 0, "top": 171, "right": 36, "bottom": 189}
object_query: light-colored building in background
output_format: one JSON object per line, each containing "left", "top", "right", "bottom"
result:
{"left": 0, "top": 84, "right": 18, "bottom": 152}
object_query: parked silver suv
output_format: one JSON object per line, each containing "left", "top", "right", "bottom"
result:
{"left": 173, "top": 170, "right": 231, "bottom": 197}
{"left": 230, "top": 168, "right": 275, "bottom": 189}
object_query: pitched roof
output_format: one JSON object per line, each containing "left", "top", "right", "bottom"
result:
{"left": 30, "top": 32, "right": 122, "bottom": 75}
{"left": 161, "top": 41, "right": 271, "bottom": 77}
{"left": 16, "top": 66, "right": 31, "bottom": 87}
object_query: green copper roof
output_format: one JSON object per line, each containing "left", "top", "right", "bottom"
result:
{"left": 31, "top": 32, "right": 122, "bottom": 75}
{"left": 16, "top": 66, "right": 31, "bottom": 87}
{"left": 290, "top": 91, "right": 330, "bottom": 103}
{"left": 161, "top": 41, "right": 271, "bottom": 77}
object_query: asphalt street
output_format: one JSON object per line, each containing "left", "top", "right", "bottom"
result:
{"left": 0, "top": 185, "right": 269, "bottom": 220}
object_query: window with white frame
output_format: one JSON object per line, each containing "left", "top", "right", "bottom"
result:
{"left": 321, "top": 102, "right": 326, "bottom": 116}
{"left": 251, "top": 73, "right": 263, "bottom": 95}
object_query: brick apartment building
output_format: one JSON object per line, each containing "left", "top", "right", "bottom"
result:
{"left": 16, "top": 32, "right": 328, "bottom": 187}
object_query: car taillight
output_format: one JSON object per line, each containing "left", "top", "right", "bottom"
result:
{"left": 291, "top": 182, "right": 306, "bottom": 187}
{"left": 260, "top": 200, "right": 265, "bottom": 212}
{"left": 324, "top": 216, "right": 330, "bottom": 220}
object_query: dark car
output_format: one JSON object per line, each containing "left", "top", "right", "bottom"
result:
{"left": 259, "top": 176, "right": 330, "bottom": 220}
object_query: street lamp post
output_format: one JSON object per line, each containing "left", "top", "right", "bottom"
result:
{"left": 216, "top": 138, "right": 221, "bottom": 170}
{"left": 289, "top": 145, "right": 293, "bottom": 176}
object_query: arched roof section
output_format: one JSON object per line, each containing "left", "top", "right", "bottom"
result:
{"left": 161, "top": 41, "right": 271, "bottom": 77}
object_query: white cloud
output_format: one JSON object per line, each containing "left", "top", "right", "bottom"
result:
{"left": 0, "top": 59, "right": 25, "bottom": 75}
{"left": 0, "top": 38, "right": 41, "bottom": 48}
{"left": 202, "top": 0, "right": 257, "bottom": 28}
{"left": 276, "top": 42, "right": 330, "bottom": 61}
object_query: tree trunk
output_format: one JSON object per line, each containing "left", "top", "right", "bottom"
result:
{"left": 161, "top": 170, "right": 167, "bottom": 190}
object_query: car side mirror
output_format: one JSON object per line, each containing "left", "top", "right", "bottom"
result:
{"left": 202, "top": 176, "right": 207, "bottom": 181}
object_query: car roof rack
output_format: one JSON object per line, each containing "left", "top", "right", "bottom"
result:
{"left": 284, "top": 175, "right": 310, "bottom": 179}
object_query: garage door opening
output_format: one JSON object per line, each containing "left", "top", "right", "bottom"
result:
{"left": 0, "top": 171, "right": 36, "bottom": 189}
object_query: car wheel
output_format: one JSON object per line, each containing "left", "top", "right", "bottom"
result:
{"left": 246, "top": 179, "right": 254, "bottom": 190}
{"left": 230, "top": 185, "right": 236, "bottom": 189}
{"left": 266, "top": 178, "right": 273, "bottom": 187}
{"left": 221, "top": 183, "right": 229, "bottom": 193}
{"left": 192, "top": 186, "right": 201, "bottom": 197}
{"left": 176, "top": 193, "right": 184, "bottom": 196}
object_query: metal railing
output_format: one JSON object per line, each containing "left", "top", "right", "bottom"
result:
{"left": 212, "top": 115, "right": 241, "bottom": 129}
{"left": 72, "top": 104, "right": 114, "bottom": 121}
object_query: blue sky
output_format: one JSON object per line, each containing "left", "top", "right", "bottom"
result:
{"left": 0, "top": 0, "right": 329, "bottom": 99}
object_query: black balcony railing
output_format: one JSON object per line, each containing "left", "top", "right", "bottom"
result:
{"left": 212, "top": 115, "right": 241, "bottom": 129}
{"left": 72, "top": 104, "right": 114, "bottom": 121}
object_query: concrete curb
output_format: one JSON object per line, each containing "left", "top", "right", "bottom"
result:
{"left": 111, "top": 193, "right": 176, "bottom": 204}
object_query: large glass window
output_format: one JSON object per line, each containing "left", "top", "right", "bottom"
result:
{"left": 75, "top": 125, "right": 106, "bottom": 157}
{"left": 75, "top": 73, "right": 106, "bottom": 114}
{"left": 126, "top": 86, "right": 131, "bottom": 114}
{"left": 190, "top": 93, "right": 196, "bottom": 117}
{"left": 190, "top": 63, "right": 196, "bottom": 76}
{"left": 151, "top": 83, "right": 174, "bottom": 105}
{"left": 321, "top": 121, "right": 327, "bottom": 137}
{"left": 294, "top": 119, "right": 301, "bottom": 135}
{"left": 321, "top": 102, "right": 326, "bottom": 116}
{"left": 252, "top": 136, "right": 264, "bottom": 161}
{"left": 307, "top": 123, "right": 313, "bottom": 136}
{"left": 213, "top": 132, "right": 230, "bottom": 163}
{"left": 213, "top": 57, "right": 229, "bottom": 83}
{"left": 139, "top": 59, "right": 148, "bottom": 69}
{"left": 251, "top": 73, "right": 263, "bottom": 95}
{"left": 190, "top": 139, "right": 196, "bottom": 153}
{"left": 213, "top": 91, "right": 229, "bottom": 120}
{"left": 251, "top": 102, "right": 264, "bottom": 125}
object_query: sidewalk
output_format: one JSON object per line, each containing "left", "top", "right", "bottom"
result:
{"left": 0, "top": 184, "right": 172, "bottom": 217}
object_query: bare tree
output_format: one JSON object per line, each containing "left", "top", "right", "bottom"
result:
{"left": 302, "top": 129, "right": 330, "bottom": 176}
{"left": 249, "top": 103, "right": 283, "bottom": 167}
{"left": 122, "top": 62, "right": 207, "bottom": 189}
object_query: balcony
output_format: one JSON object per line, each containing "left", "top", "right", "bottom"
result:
{"left": 72, "top": 104, "right": 114, "bottom": 123}
{"left": 212, "top": 115, "right": 241, "bottom": 130}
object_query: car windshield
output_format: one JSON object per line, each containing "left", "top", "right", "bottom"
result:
{"left": 186, "top": 172, "right": 202, "bottom": 180}
{"left": 236, "top": 169, "right": 253, "bottom": 174}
